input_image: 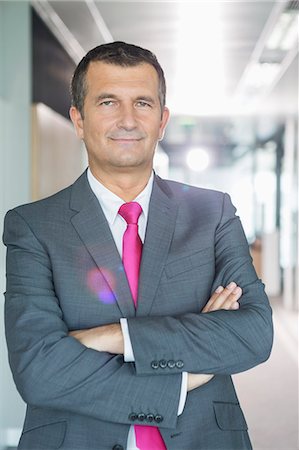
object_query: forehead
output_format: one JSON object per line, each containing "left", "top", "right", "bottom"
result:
{"left": 85, "top": 61, "right": 160, "bottom": 96}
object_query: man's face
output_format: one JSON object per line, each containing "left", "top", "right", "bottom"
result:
{"left": 70, "top": 61, "right": 169, "bottom": 176}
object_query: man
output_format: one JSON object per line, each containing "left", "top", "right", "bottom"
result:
{"left": 3, "top": 42, "right": 273, "bottom": 450}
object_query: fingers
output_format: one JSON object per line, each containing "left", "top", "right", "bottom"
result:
{"left": 202, "top": 282, "right": 242, "bottom": 313}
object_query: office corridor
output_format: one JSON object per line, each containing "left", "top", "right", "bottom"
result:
{"left": 234, "top": 298, "right": 298, "bottom": 450}
{"left": 1, "top": 2, "right": 298, "bottom": 450}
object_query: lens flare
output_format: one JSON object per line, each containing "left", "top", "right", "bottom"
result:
{"left": 87, "top": 267, "right": 116, "bottom": 304}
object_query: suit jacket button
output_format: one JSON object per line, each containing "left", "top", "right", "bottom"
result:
{"left": 176, "top": 360, "right": 184, "bottom": 369}
{"left": 155, "top": 414, "right": 163, "bottom": 423}
{"left": 112, "top": 446, "right": 124, "bottom": 450}
{"left": 159, "top": 359, "right": 167, "bottom": 369}
{"left": 128, "top": 412, "right": 138, "bottom": 421}
{"left": 138, "top": 413, "right": 146, "bottom": 422}
{"left": 167, "top": 360, "right": 176, "bottom": 369}
{"left": 146, "top": 413, "right": 154, "bottom": 422}
{"left": 151, "top": 360, "right": 159, "bottom": 369}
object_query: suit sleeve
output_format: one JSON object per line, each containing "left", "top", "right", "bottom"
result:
{"left": 127, "top": 193, "right": 273, "bottom": 376}
{"left": 3, "top": 209, "right": 181, "bottom": 429}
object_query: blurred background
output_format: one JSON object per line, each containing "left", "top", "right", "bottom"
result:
{"left": 0, "top": 1, "right": 298, "bottom": 449}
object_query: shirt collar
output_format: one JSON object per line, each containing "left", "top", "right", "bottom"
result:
{"left": 87, "top": 168, "right": 154, "bottom": 225}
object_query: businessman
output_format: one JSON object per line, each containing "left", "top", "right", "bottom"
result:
{"left": 3, "top": 41, "right": 273, "bottom": 450}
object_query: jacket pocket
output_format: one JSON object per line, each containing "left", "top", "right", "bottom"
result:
{"left": 213, "top": 401, "right": 248, "bottom": 431}
{"left": 18, "top": 420, "right": 67, "bottom": 449}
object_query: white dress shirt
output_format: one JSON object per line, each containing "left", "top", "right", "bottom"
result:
{"left": 87, "top": 168, "right": 187, "bottom": 450}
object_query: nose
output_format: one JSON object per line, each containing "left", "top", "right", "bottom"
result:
{"left": 116, "top": 103, "right": 138, "bottom": 131}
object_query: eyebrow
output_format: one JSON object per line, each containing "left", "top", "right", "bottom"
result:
{"left": 94, "top": 93, "right": 156, "bottom": 104}
{"left": 136, "top": 96, "right": 156, "bottom": 104}
{"left": 95, "top": 93, "right": 118, "bottom": 102}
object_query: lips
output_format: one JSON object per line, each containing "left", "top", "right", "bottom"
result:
{"left": 108, "top": 133, "right": 145, "bottom": 141}
{"left": 111, "top": 138, "right": 140, "bottom": 141}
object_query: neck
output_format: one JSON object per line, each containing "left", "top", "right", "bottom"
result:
{"left": 89, "top": 166, "right": 152, "bottom": 202}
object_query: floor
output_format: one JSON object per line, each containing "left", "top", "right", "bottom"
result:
{"left": 234, "top": 298, "right": 298, "bottom": 450}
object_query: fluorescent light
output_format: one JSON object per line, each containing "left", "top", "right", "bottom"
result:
{"left": 266, "top": 11, "right": 299, "bottom": 51}
{"left": 186, "top": 148, "right": 210, "bottom": 172}
{"left": 174, "top": 3, "right": 227, "bottom": 114}
{"left": 243, "top": 62, "right": 281, "bottom": 90}
{"left": 280, "top": 16, "right": 299, "bottom": 50}
{"left": 266, "top": 12, "right": 294, "bottom": 50}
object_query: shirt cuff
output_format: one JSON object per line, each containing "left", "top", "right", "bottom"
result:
{"left": 178, "top": 372, "right": 188, "bottom": 416}
{"left": 120, "top": 318, "right": 135, "bottom": 362}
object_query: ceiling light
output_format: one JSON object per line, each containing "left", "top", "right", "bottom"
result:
{"left": 174, "top": 3, "right": 227, "bottom": 115}
{"left": 280, "top": 16, "right": 298, "bottom": 50}
{"left": 266, "top": 12, "right": 294, "bottom": 49}
{"left": 186, "top": 148, "right": 210, "bottom": 172}
{"left": 266, "top": 11, "right": 298, "bottom": 51}
{"left": 243, "top": 62, "right": 281, "bottom": 91}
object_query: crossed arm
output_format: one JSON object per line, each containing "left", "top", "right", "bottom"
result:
{"left": 69, "top": 281, "right": 242, "bottom": 392}
{"left": 4, "top": 196, "right": 273, "bottom": 428}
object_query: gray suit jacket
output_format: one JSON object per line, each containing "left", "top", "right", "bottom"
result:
{"left": 3, "top": 171, "right": 273, "bottom": 450}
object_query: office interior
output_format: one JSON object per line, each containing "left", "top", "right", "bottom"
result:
{"left": 0, "top": 1, "right": 298, "bottom": 449}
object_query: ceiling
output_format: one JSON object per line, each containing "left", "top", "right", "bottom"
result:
{"left": 31, "top": 0, "right": 298, "bottom": 168}
{"left": 32, "top": 0, "right": 298, "bottom": 116}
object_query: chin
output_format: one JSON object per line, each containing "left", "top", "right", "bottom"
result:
{"left": 115, "top": 162, "right": 146, "bottom": 169}
{"left": 112, "top": 155, "right": 148, "bottom": 167}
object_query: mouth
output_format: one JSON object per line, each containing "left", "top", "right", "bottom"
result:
{"left": 109, "top": 137, "right": 143, "bottom": 144}
{"left": 111, "top": 138, "right": 139, "bottom": 141}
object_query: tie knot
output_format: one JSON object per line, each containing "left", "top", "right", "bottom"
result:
{"left": 118, "top": 202, "right": 142, "bottom": 225}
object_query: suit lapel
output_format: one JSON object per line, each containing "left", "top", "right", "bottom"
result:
{"left": 137, "top": 176, "right": 178, "bottom": 316}
{"left": 69, "top": 172, "right": 135, "bottom": 318}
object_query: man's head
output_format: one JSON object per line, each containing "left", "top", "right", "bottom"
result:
{"left": 71, "top": 41, "right": 166, "bottom": 118}
{"left": 69, "top": 42, "right": 169, "bottom": 182}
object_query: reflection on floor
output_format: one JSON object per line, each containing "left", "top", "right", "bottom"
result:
{"left": 234, "top": 298, "right": 298, "bottom": 450}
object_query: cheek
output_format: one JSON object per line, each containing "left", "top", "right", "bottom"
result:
{"left": 83, "top": 120, "right": 104, "bottom": 141}
{"left": 146, "top": 120, "right": 163, "bottom": 137}
{"left": 78, "top": 128, "right": 85, "bottom": 140}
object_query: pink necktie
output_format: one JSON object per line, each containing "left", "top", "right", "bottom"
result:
{"left": 118, "top": 202, "right": 166, "bottom": 450}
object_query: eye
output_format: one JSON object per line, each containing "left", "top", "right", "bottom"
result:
{"left": 100, "top": 100, "right": 115, "bottom": 106}
{"left": 136, "top": 101, "right": 152, "bottom": 108}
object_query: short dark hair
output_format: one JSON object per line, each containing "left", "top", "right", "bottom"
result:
{"left": 71, "top": 41, "right": 166, "bottom": 117}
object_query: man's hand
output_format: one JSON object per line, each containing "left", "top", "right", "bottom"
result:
{"left": 187, "top": 373, "right": 214, "bottom": 391}
{"left": 202, "top": 281, "right": 242, "bottom": 313}
{"left": 187, "top": 282, "right": 242, "bottom": 392}
{"left": 69, "top": 323, "right": 124, "bottom": 354}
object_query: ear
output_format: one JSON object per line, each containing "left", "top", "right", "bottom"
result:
{"left": 158, "top": 106, "right": 170, "bottom": 141}
{"left": 69, "top": 106, "right": 84, "bottom": 139}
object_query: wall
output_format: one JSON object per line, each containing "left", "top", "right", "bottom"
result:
{"left": 32, "top": 9, "right": 76, "bottom": 120}
{"left": 0, "top": 2, "right": 31, "bottom": 448}
{"left": 31, "top": 103, "right": 87, "bottom": 200}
